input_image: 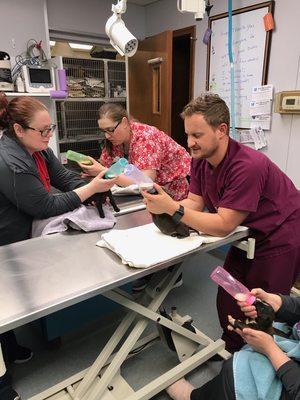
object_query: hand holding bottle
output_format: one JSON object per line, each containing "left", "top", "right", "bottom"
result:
{"left": 123, "top": 164, "right": 157, "bottom": 193}
{"left": 73, "top": 171, "right": 117, "bottom": 202}
{"left": 238, "top": 288, "right": 282, "bottom": 319}
{"left": 89, "top": 170, "right": 117, "bottom": 192}
{"left": 66, "top": 150, "right": 94, "bottom": 165}
{"left": 78, "top": 157, "right": 107, "bottom": 177}
{"left": 104, "top": 158, "right": 128, "bottom": 178}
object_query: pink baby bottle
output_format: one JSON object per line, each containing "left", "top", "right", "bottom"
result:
{"left": 210, "top": 266, "right": 256, "bottom": 305}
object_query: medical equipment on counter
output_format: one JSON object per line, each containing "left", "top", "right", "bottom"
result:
{"left": 66, "top": 150, "right": 93, "bottom": 165}
{"left": 210, "top": 266, "right": 256, "bottom": 305}
{"left": 104, "top": 157, "right": 128, "bottom": 178}
{"left": 21, "top": 64, "right": 55, "bottom": 93}
{"left": 0, "top": 52, "right": 14, "bottom": 91}
{"left": 10, "top": 39, "right": 48, "bottom": 82}
{"left": 123, "top": 164, "right": 155, "bottom": 192}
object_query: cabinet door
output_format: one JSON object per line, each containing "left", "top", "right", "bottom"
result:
{"left": 128, "top": 30, "right": 172, "bottom": 135}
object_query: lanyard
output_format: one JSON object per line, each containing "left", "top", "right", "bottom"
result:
{"left": 228, "top": 0, "right": 237, "bottom": 140}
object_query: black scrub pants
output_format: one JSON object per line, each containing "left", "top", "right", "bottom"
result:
{"left": 0, "top": 333, "right": 9, "bottom": 390}
{"left": 190, "top": 358, "right": 235, "bottom": 400}
{"left": 0, "top": 330, "right": 18, "bottom": 388}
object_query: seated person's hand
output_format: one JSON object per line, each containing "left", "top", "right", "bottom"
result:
{"left": 141, "top": 183, "right": 178, "bottom": 215}
{"left": 78, "top": 157, "right": 107, "bottom": 177}
{"left": 90, "top": 171, "right": 117, "bottom": 193}
{"left": 237, "top": 288, "right": 282, "bottom": 319}
{"left": 227, "top": 288, "right": 284, "bottom": 345}
{"left": 228, "top": 316, "right": 278, "bottom": 356}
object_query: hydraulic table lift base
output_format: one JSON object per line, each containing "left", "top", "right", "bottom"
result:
{"left": 28, "top": 237, "right": 255, "bottom": 400}
{"left": 29, "top": 263, "right": 229, "bottom": 400}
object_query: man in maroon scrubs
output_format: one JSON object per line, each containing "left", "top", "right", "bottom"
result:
{"left": 142, "top": 93, "right": 300, "bottom": 353}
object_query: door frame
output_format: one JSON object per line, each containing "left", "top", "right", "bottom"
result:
{"left": 172, "top": 25, "right": 196, "bottom": 101}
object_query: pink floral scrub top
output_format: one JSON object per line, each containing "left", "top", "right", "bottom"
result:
{"left": 100, "top": 121, "right": 191, "bottom": 200}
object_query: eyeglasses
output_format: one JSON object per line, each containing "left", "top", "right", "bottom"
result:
{"left": 99, "top": 120, "right": 121, "bottom": 136}
{"left": 23, "top": 123, "right": 56, "bottom": 137}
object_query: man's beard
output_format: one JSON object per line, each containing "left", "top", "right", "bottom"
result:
{"left": 191, "top": 145, "right": 218, "bottom": 159}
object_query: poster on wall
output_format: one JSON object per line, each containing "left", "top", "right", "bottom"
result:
{"left": 206, "top": 1, "right": 274, "bottom": 129}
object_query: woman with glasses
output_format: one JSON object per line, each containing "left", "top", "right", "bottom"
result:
{"left": 79, "top": 102, "right": 191, "bottom": 201}
{"left": 0, "top": 93, "right": 115, "bottom": 400}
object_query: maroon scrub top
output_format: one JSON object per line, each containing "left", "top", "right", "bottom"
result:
{"left": 189, "top": 138, "right": 300, "bottom": 258}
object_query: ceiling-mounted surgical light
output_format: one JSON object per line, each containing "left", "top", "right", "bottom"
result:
{"left": 105, "top": 0, "right": 138, "bottom": 57}
{"left": 177, "top": 0, "right": 206, "bottom": 21}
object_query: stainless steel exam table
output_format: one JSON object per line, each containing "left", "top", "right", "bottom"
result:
{"left": 0, "top": 202, "right": 253, "bottom": 400}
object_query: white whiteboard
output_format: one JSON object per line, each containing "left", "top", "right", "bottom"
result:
{"left": 208, "top": 4, "right": 271, "bottom": 128}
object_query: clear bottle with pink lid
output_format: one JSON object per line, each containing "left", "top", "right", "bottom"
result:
{"left": 210, "top": 266, "right": 256, "bottom": 305}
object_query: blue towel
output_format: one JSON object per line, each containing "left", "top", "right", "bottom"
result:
{"left": 233, "top": 322, "right": 300, "bottom": 400}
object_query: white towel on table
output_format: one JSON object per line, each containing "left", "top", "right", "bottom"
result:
{"left": 32, "top": 205, "right": 116, "bottom": 237}
{"left": 199, "top": 225, "right": 248, "bottom": 243}
{"left": 96, "top": 223, "right": 248, "bottom": 269}
{"left": 97, "top": 223, "right": 203, "bottom": 268}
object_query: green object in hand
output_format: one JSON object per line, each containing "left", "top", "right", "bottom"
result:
{"left": 104, "top": 158, "right": 128, "bottom": 178}
{"left": 66, "top": 150, "right": 93, "bottom": 165}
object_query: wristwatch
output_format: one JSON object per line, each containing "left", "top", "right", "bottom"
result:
{"left": 172, "top": 205, "right": 185, "bottom": 224}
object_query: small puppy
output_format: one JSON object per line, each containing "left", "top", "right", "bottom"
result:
{"left": 144, "top": 187, "right": 196, "bottom": 238}
{"left": 85, "top": 190, "right": 120, "bottom": 218}
{"left": 228, "top": 299, "right": 287, "bottom": 337}
{"left": 151, "top": 213, "right": 191, "bottom": 238}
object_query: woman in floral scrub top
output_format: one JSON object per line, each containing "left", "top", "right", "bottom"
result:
{"left": 79, "top": 103, "right": 191, "bottom": 201}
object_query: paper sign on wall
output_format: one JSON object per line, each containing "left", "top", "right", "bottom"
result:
{"left": 252, "top": 84, "right": 273, "bottom": 101}
{"left": 250, "top": 115, "right": 271, "bottom": 130}
{"left": 240, "top": 127, "right": 267, "bottom": 150}
{"left": 249, "top": 84, "right": 273, "bottom": 131}
{"left": 250, "top": 100, "right": 272, "bottom": 116}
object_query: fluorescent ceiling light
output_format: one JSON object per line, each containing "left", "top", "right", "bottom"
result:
{"left": 50, "top": 40, "right": 56, "bottom": 46}
{"left": 69, "top": 43, "right": 93, "bottom": 50}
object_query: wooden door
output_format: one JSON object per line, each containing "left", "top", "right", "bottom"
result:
{"left": 171, "top": 26, "right": 196, "bottom": 149}
{"left": 128, "top": 30, "right": 173, "bottom": 135}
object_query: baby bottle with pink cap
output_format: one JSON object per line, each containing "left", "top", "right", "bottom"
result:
{"left": 210, "top": 266, "right": 256, "bottom": 305}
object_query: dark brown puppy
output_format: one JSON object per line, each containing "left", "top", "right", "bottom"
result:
{"left": 228, "top": 299, "right": 287, "bottom": 338}
{"left": 152, "top": 213, "right": 191, "bottom": 238}
{"left": 85, "top": 190, "right": 120, "bottom": 218}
